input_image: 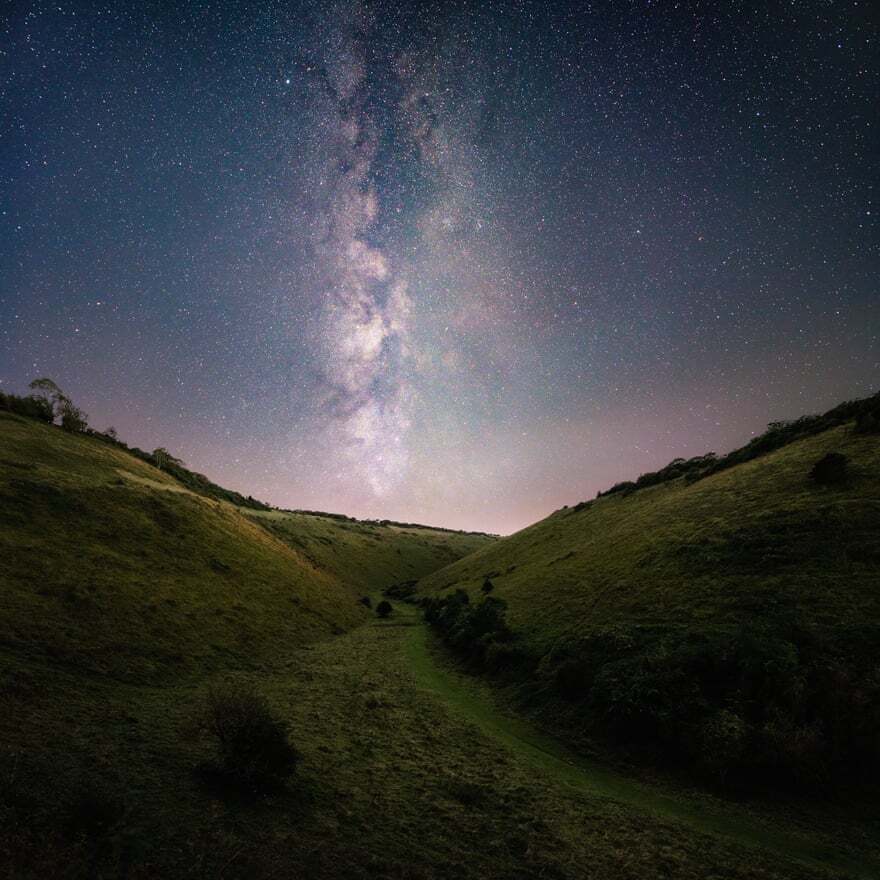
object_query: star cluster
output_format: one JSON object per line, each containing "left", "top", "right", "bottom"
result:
{"left": 1, "top": 1, "right": 877, "bottom": 533}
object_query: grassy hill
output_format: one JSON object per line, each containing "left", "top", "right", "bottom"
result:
{"left": 248, "top": 508, "right": 491, "bottom": 596}
{"left": 0, "top": 411, "right": 493, "bottom": 876}
{"left": 0, "top": 412, "right": 492, "bottom": 684}
{"left": 416, "top": 398, "right": 880, "bottom": 788}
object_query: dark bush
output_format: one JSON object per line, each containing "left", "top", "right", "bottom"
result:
{"left": 809, "top": 452, "right": 848, "bottom": 486}
{"left": 423, "top": 591, "right": 520, "bottom": 670}
{"left": 376, "top": 600, "right": 393, "bottom": 618}
{"left": 360, "top": 595, "right": 372, "bottom": 608}
{"left": 481, "top": 578, "right": 494, "bottom": 594}
{"left": 0, "top": 391, "right": 54, "bottom": 423}
{"left": 855, "top": 410, "right": 880, "bottom": 434}
{"left": 199, "top": 682, "right": 300, "bottom": 786}
{"left": 384, "top": 580, "right": 418, "bottom": 599}
{"left": 538, "top": 621, "right": 880, "bottom": 789}
{"left": 64, "top": 781, "right": 126, "bottom": 837}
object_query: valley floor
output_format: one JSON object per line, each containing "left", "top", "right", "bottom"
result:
{"left": 4, "top": 606, "right": 878, "bottom": 879}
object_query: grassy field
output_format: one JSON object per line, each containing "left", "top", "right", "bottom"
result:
{"left": 0, "top": 413, "right": 490, "bottom": 684}
{"left": 417, "top": 422, "right": 880, "bottom": 644}
{"left": 3, "top": 606, "right": 871, "bottom": 878}
{"left": 415, "top": 418, "right": 880, "bottom": 788}
{"left": 0, "top": 413, "right": 492, "bottom": 876}
{"left": 2, "top": 406, "right": 879, "bottom": 877}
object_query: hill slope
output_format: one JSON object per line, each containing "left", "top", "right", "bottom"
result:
{"left": 249, "top": 508, "right": 492, "bottom": 595}
{"left": 0, "top": 412, "right": 490, "bottom": 682}
{"left": 417, "top": 407, "right": 880, "bottom": 786}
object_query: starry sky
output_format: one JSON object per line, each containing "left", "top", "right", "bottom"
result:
{"left": 1, "top": 1, "right": 877, "bottom": 534}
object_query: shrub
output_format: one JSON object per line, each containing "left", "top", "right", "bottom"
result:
{"left": 376, "top": 600, "right": 393, "bottom": 618}
{"left": 855, "top": 410, "right": 880, "bottom": 434}
{"left": 360, "top": 596, "right": 372, "bottom": 608}
{"left": 423, "top": 591, "right": 519, "bottom": 668}
{"left": 0, "top": 392, "right": 54, "bottom": 423}
{"left": 199, "top": 681, "right": 300, "bottom": 786}
{"left": 384, "top": 580, "right": 418, "bottom": 599}
{"left": 809, "top": 452, "right": 848, "bottom": 486}
{"left": 698, "top": 710, "right": 747, "bottom": 783}
{"left": 481, "top": 578, "right": 494, "bottom": 594}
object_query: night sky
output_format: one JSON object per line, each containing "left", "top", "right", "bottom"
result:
{"left": 1, "top": 2, "right": 877, "bottom": 533}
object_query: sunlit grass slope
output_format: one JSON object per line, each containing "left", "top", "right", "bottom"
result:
{"left": 416, "top": 416, "right": 880, "bottom": 785}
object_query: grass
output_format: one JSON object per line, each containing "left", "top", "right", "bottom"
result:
{"left": 246, "top": 508, "right": 492, "bottom": 595}
{"left": 4, "top": 608, "right": 869, "bottom": 878}
{"left": 0, "top": 412, "right": 494, "bottom": 877}
{"left": 405, "top": 610, "right": 880, "bottom": 878}
{"left": 0, "top": 413, "right": 490, "bottom": 684}
{"left": 2, "top": 405, "right": 879, "bottom": 877}
{"left": 417, "top": 422, "right": 880, "bottom": 644}
{"left": 415, "top": 418, "right": 880, "bottom": 788}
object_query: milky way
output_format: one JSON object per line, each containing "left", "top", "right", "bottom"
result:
{"left": 1, "top": 1, "right": 877, "bottom": 533}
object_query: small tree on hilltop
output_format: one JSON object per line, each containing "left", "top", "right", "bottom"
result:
{"left": 58, "top": 396, "right": 88, "bottom": 432}
{"left": 376, "top": 600, "right": 393, "bottom": 619}
{"left": 28, "top": 378, "right": 88, "bottom": 431}
{"left": 153, "top": 447, "right": 183, "bottom": 470}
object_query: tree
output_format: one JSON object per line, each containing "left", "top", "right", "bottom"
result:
{"left": 27, "top": 378, "right": 88, "bottom": 431}
{"left": 152, "top": 447, "right": 183, "bottom": 470}
{"left": 105, "top": 426, "right": 118, "bottom": 440}
{"left": 376, "top": 600, "right": 393, "bottom": 619}
{"left": 199, "top": 681, "right": 300, "bottom": 787}
{"left": 57, "top": 396, "right": 88, "bottom": 432}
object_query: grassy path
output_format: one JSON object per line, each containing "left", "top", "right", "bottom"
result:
{"left": 402, "top": 607, "right": 878, "bottom": 880}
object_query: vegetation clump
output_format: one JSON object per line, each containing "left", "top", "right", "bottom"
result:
{"left": 384, "top": 579, "right": 418, "bottom": 600}
{"left": 198, "top": 681, "right": 300, "bottom": 788}
{"left": 537, "top": 621, "right": 880, "bottom": 789}
{"left": 809, "top": 452, "right": 849, "bottom": 486}
{"left": 423, "top": 591, "right": 524, "bottom": 672}
{"left": 376, "top": 600, "right": 393, "bottom": 618}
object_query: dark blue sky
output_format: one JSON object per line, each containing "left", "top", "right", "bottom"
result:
{"left": 2, "top": 1, "right": 877, "bottom": 532}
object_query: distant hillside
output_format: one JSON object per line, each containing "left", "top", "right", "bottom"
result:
{"left": 248, "top": 509, "right": 494, "bottom": 595}
{"left": 417, "top": 394, "right": 880, "bottom": 788}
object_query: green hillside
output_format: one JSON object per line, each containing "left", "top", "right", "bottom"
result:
{"left": 0, "top": 411, "right": 492, "bottom": 684}
{"left": 0, "top": 411, "right": 364, "bottom": 684}
{"left": 248, "top": 508, "right": 492, "bottom": 595}
{"left": 0, "top": 411, "right": 496, "bottom": 878}
{"left": 417, "top": 405, "right": 880, "bottom": 788}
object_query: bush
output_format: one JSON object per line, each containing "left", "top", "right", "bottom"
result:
{"left": 384, "top": 579, "right": 418, "bottom": 599}
{"left": 360, "top": 596, "right": 372, "bottom": 608}
{"left": 855, "top": 410, "right": 880, "bottom": 434}
{"left": 0, "top": 392, "right": 54, "bottom": 423}
{"left": 199, "top": 682, "right": 300, "bottom": 786}
{"left": 698, "top": 710, "right": 747, "bottom": 783}
{"left": 809, "top": 452, "right": 848, "bottom": 486}
{"left": 481, "top": 578, "right": 494, "bottom": 594}
{"left": 376, "top": 600, "right": 393, "bottom": 618}
{"left": 423, "top": 591, "right": 520, "bottom": 669}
